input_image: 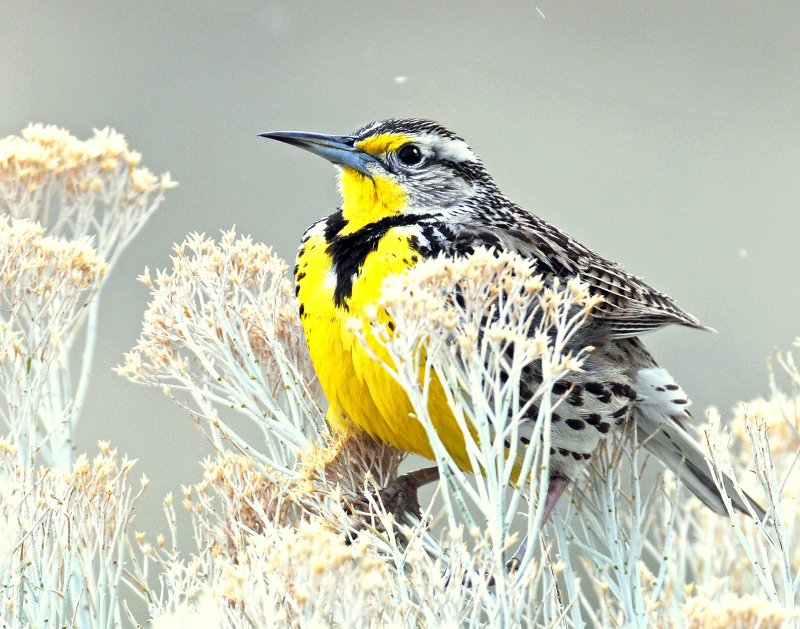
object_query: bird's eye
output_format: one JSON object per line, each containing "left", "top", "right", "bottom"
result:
{"left": 397, "top": 144, "right": 423, "bottom": 166}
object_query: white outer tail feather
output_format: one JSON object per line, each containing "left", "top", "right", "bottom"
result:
{"left": 633, "top": 368, "right": 766, "bottom": 520}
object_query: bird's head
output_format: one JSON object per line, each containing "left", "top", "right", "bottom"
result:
{"left": 261, "top": 119, "right": 496, "bottom": 230}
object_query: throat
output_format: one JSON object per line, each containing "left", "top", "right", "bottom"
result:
{"left": 340, "top": 170, "right": 407, "bottom": 234}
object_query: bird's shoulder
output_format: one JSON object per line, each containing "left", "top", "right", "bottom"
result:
{"left": 447, "top": 201, "right": 710, "bottom": 338}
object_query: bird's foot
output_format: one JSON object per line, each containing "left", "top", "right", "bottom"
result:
{"left": 343, "top": 467, "right": 439, "bottom": 543}
{"left": 505, "top": 535, "right": 529, "bottom": 575}
{"left": 478, "top": 536, "right": 533, "bottom": 587}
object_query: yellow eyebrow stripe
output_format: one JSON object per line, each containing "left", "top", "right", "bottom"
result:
{"left": 354, "top": 133, "right": 411, "bottom": 155}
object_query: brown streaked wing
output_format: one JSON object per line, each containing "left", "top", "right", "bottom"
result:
{"left": 472, "top": 206, "right": 712, "bottom": 339}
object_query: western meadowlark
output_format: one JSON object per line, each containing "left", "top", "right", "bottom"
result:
{"left": 261, "top": 118, "right": 764, "bottom": 531}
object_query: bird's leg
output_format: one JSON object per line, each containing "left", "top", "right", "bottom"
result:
{"left": 507, "top": 476, "right": 570, "bottom": 573}
{"left": 345, "top": 466, "right": 440, "bottom": 542}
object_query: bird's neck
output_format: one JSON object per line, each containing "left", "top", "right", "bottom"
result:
{"left": 339, "top": 169, "right": 407, "bottom": 235}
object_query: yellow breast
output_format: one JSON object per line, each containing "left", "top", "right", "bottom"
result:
{"left": 295, "top": 221, "right": 470, "bottom": 468}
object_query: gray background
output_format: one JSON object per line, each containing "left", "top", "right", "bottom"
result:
{"left": 3, "top": 2, "right": 798, "bottom": 539}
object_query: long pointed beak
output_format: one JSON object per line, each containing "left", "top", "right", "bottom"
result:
{"left": 259, "top": 130, "right": 378, "bottom": 176}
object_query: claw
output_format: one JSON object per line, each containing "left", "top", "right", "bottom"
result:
{"left": 343, "top": 466, "right": 439, "bottom": 543}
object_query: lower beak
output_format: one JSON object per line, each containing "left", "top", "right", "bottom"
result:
{"left": 259, "top": 131, "right": 378, "bottom": 176}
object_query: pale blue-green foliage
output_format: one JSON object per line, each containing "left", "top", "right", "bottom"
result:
{"left": 1, "top": 123, "right": 797, "bottom": 626}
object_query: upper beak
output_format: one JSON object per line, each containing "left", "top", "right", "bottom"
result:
{"left": 259, "top": 130, "right": 378, "bottom": 176}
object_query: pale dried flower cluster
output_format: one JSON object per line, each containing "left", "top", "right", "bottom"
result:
{"left": 669, "top": 345, "right": 800, "bottom": 618}
{"left": 0, "top": 125, "right": 169, "bottom": 627}
{"left": 128, "top": 434, "right": 419, "bottom": 626}
{"left": 0, "top": 125, "right": 172, "bottom": 466}
{"left": 0, "top": 215, "right": 107, "bottom": 466}
{"left": 126, "top": 240, "right": 798, "bottom": 627}
{"left": 117, "top": 230, "right": 325, "bottom": 482}
{"left": 0, "top": 439, "right": 146, "bottom": 627}
{"left": 366, "top": 250, "right": 602, "bottom": 612}
{"left": 1, "top": 124, "right": 797, "bottom": 627}
{"left": 684, "top": 587, "right": 799, "bottom": 628}
{"left": 0, "top": 124, "right": 175, "bottom": 265}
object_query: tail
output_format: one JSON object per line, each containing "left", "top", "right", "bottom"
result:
{"left": 633, "top": 367, "right": 766, "bottom": 521}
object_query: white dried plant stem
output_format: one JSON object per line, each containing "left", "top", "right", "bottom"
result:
{"left": 0, "top": 125, "right": 173, "bottom": 464}
{"left": 118, "top": 231, "right": 325, "bottom": 485}
{"left": 0, "top": 218, "right": 106, "bottom": 466}
{"left": 0, "top": 444, "right": 147, "bottom": 627}
{"left": 112, "top": 232, "right": 800, "bottom": 625}
{"left": 359, "top": 250, "right": 599, "bottom": 624}
{"left": 705, "top": 421, "right": 781, "bottom": 600}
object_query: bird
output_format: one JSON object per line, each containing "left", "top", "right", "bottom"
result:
{"left": 260, "top": 118, "right": 765, "bottom": 539}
